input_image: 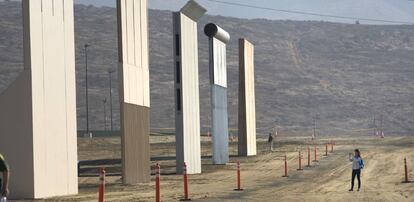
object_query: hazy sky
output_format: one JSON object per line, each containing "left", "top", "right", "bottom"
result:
{"left": 76, "top": 0, "right": 414, "bottom": 24}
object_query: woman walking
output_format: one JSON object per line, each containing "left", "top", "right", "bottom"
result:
{"left": 268, "top": 133, "right": 274, "bottom": 151}
{"left": 349, "top": 149, "right": 364, "bottom": 192}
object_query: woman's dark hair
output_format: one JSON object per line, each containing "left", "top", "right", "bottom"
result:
{"left": 354, "top": 149, "right": 361, "bottom": 157}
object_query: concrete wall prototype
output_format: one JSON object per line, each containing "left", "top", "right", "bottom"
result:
{"left": 173, "top": 0, "right": 206, "bottom": 174}
{"left": 117, "top": 0, "right": 150, "bottom": 184}
{"left": 0, "top": 0, "right": 78, "bottom": 198}
{"left": 204, "top": 23, "right": 231, "bottom": 165}
{"left": 238, "top": 39, "right": 257, "bottom": 156}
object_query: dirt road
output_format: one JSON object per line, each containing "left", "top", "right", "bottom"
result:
{"left": 46, "top": 135, "right": 414, "bottom": 202}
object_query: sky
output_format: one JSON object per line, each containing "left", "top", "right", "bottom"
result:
{"left": 74, "top": 0, "right": 414, "bottom": 24}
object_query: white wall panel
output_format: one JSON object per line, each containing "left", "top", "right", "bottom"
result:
{"left": 212, "top": 38, "right": 227, "bottom": 87}
{"left": 238, "top": 39, "right": 257, "bottom": 156}
{"left": 176, "top": 13, "right": 202, "bottom": 174}
{"left": 0, "top": 0, "right": 78, "bottom": 198}
{"left": 118, "top": 0, "right": 149, "bottom": 107}
{"left": 31, "top": 0, "right": 78, "bottom": 197}
{"left": 174, "top": 1, "right": 206, "bottom": 174}
{"left": 117, "top": 0, "right": 151, "bottom": 184}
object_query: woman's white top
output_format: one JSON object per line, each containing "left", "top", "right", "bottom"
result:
{"left": 349, "top": 156, "right": 363, "bottom": 170}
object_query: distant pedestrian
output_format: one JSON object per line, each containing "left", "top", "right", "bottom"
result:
{"left": 268, "top": 133, "right": 274, "bottom": 151}
{"left": 348, "top": 149, "right": 364, "bottom": 192}
{"left": 0, "top": 153, "right": 9, "bottom": 197}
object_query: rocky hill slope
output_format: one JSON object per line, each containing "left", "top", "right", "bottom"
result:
{"left": 1, "top": 2, "right": 413, "bottom": 135}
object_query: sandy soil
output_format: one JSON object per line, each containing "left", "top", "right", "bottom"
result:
{"left": 37, "top": 135, "right": 414, "bottom": 201}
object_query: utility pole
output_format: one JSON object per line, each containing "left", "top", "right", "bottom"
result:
{"left": 313, "top": 117, "right": 316, "bottom": 140}
{"left": 84, "top": 43, "right": 90, "bottom": 135}
{"left": 273, "top": 122, "right": 280, "bottom": 138}
{"left": 380, "top": 115, "right": 383, "bottom": 134}
{"left": 207, "top": 114, "right": 211, "bottom": 137}
{"left": 103, "top": 98, "right": 107, "bottom": 131}
{"left": 373, "top": 116, "right": 377, "bottom": 136}
{"left": 108, "top": 69, "right": 115, "bottom": 131}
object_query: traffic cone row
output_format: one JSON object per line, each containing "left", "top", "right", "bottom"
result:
{"left": 283, "top": 143, "right": 337, "bottom": 178}
{"left": 95, "top": 143, "right": 414, "bottom": 201}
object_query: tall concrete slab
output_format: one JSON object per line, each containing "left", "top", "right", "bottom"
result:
{"left": 238, "top": 39, "right": 257, "bottom": 156}
{"left": 117, "top": 0, "right": 150, "bottom": 184}
{"left": 173, "top": 0, "right": 206, "bottom": 174}
{"left": 0, "top": 0, "right": 77, "bottom": 198}
{"left": 204, "top": 23, "right": 231, "bottom": 165}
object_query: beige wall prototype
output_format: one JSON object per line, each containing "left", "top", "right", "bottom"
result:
{"left": 173, "top": 0, "right": 206, "bottom": 174}
{"left": 0, "top": 0, "right": 78, "bottom": 198}
{"left": 238, "top": 38, "right": 257, "bottom": 156}
{"left": 117, "top": 0, "right": 151, "bottom": 184}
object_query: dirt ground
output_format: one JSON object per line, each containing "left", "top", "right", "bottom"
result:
{"left": 43, "top": 135, "right": 414, "bottom": 201}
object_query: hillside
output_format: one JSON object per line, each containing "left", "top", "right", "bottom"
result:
{"left": 0, "top": 2, "right": 413, "bottom": 135}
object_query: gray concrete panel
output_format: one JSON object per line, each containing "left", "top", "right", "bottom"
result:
{"left": 211, "top": 85, "right": 229, "bottom": 164}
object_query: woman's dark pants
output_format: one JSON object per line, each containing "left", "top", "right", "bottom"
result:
{"left": 351, "top": 169, "right": 361, "bottom": 190}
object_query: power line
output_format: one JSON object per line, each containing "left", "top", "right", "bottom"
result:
{"left": 205, "top": 0, "right": 414, "bottom": 25}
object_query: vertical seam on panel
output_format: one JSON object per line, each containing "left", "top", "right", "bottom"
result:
{"left": 248, "top": 46, "right": 251, "bottom": 152}
{"left": 124, "top": 0, "right": 129, "bottom": 65}
{"left": 242, "top": 44, "right": 246, "bottom": 147}
{"left": 52, "top": 0, "right": 55, "bottom": 16}
{"left": 132, "top": 0, "right": 136, "bottom": 66}
{"left": 220, "top": 43, "right": 223, "bottom": 86}
{"left": 41, "top": 4, "right": 46, "bottom": 123}
{"left": 63, "top": 0, "right": 65, "bottom": 21}
{"left": 248, "top": 50, "right": 251, "bottom": 151}
{"left": 123, "top": 0, "right": 130, "bottom": 104}
{"left": 139, "top": 0, "right": 146, "bottom": 107}
{"left": 41, "top": 0, "right": 47, "bottom": 193}
{"left": 193, "top": 36, "right": 196, "bottom": 169}
{"left": 223, "top": 44, "right": 226, "bottom": 87}
{"left": 127, "top": 0, "right": 131, "bottom": 104}
{"left": 62, "top": 1, "right": 70, "bottom": 191}
{"left": 138, "top": 0, "right": 143, "bottom": 106}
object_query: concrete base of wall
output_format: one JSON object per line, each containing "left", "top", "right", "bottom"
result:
{"left": 211, "top": 85, "right": 229, "bottom": 164}
{"left": 121, "top": 103, "right": 150, "bottom": 184}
